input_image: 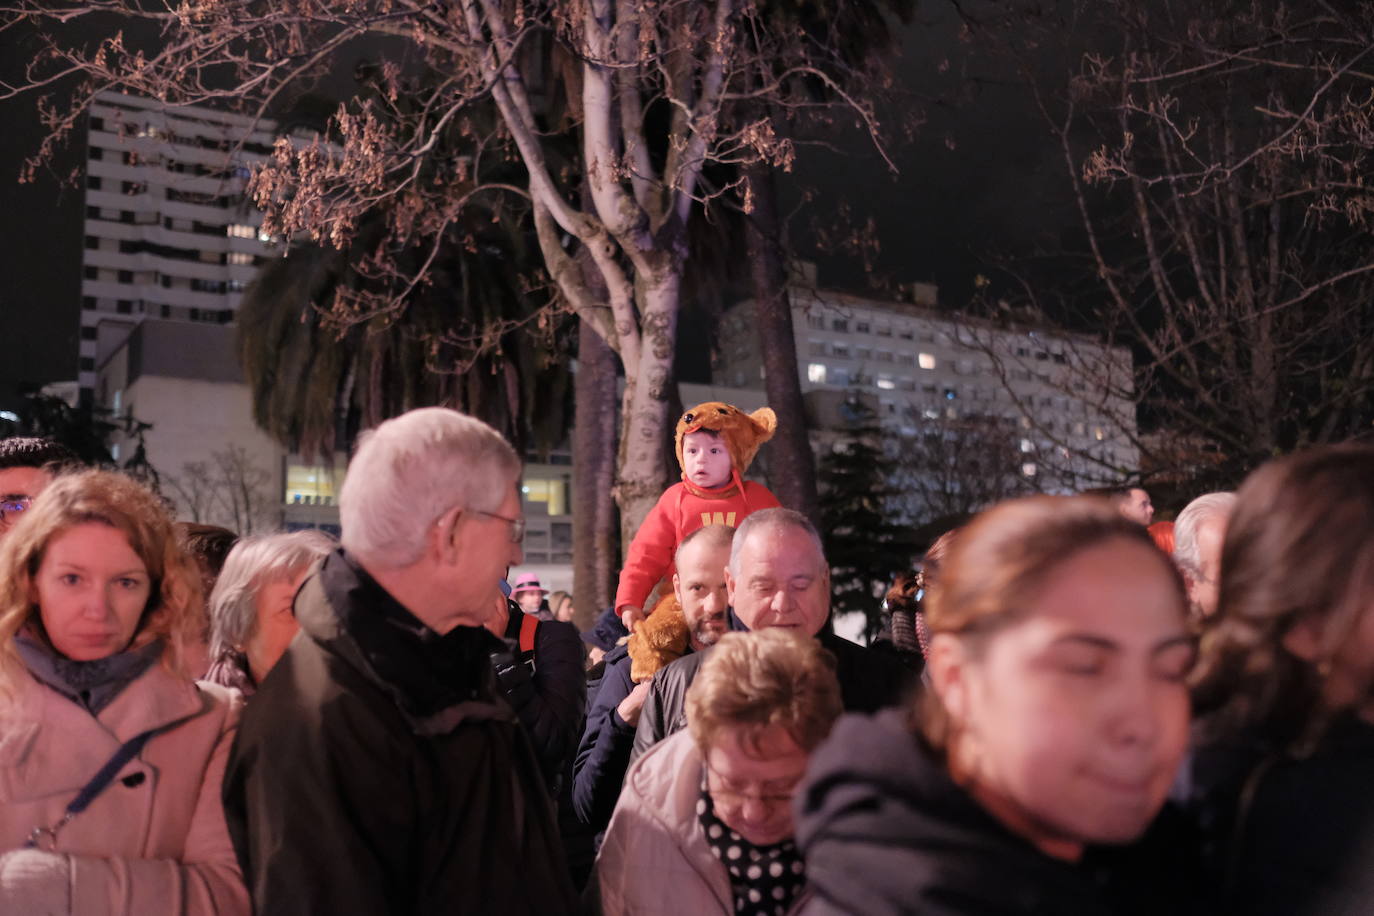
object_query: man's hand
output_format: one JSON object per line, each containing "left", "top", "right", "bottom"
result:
{"left": 616, "top": 678, "right": 653, "bottom": 728}
{"left": 620, "top": 605, "right": 646, "bottom": 634}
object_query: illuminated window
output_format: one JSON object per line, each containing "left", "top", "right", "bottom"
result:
{"left": 807, "top": 363, "right": 827, "bottom": 383}
{"left": 1094, "top": 426, "right": 1106, "bottom": 441}
{"left": 226, "top": 224, "right": 256, "bottom": 239}
{"left": 521, "top": 476, "right": 568, "bottom": 516}
{"left": 876, "top": 376, "right": 895, "bottom": 390}
{"left": 918, "top": 353, "right": 937, "bottom": 370}
{"left": 1020, "top": 438, "right": 1034, "bottom": 453}
{"left": 1022, "top": 462, "right": 1038, "bottom": 477}
{"left": 285, "top": 462, "right": 344, "bottom": 506}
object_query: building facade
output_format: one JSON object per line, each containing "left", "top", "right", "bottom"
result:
{"left": 79, "top": 91, "right": 281, "bottom": 403}
{"left": 713, "top": 277, "right": 1139, "bottom": 520}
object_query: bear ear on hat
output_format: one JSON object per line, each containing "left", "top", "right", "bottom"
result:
{"left": 731, "top": 406, "right": 778, "bottom": 473}
{"left": 748, "top": 407, "right": 778, "bottom": 442}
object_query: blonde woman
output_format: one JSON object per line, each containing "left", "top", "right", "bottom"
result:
{"left": 0, "top": 470, "right": 248, "bottom": 915}
{"left": 596, "top": 629, "right": 842, "bottom": 915}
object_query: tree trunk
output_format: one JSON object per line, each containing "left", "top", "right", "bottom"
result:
{"left": 572, "top": 317, "right": 619, "bottom": 629}
{"left": 614, "top": 267, "right": 680, "bottom": 553}
{"left": 744, "top": 159, "right": 819, "bottom": 522}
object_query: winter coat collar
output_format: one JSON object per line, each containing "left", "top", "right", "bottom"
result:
{"left": 0, "top": 661, "right": 211, "bottom": 802}
{"left": 295, "top": 549, "right": 516, "bottom": 736}
{"left": 623, "top": 731, "right": 736, "bottom": 911}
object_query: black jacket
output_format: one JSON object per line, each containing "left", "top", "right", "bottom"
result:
{"left": 222, "top": 550, "right": 576, "bottom": 915}
{"left": 494, "top": 602, "right": 586, "bottom": 793}
{"left": 796, "top": 709, "right": 1199, "bottom": 916}
{"left": 570, "top": 642, "right": 637, "bottom": 830}
{"left": 1190, "top": 714, "right": 1374, "bottom": 915}
{"left": 632, "top": 621, "right": 911, "bottom": 761}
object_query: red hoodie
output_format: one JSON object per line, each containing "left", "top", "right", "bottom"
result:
{"left": 613, "top": 474, "right": 780, "bottom": 617}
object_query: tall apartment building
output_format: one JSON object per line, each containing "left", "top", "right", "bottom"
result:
{"left": 79, "top": 91, "right": 280, "bottom": 403}
{"left": 714, "top": 273, "right": 1139, "bottom": 517}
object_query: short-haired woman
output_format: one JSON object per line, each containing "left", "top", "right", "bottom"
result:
{"left": 1190, "top": 444, "right": 1374, "bottom": 913}
{"left": 203, "top": 530, "right": 335, "bottom": 695}
{"left": 796, "top": 495, "right": 1197, "bottom": 914}
{"left": 0, "top": 470, "right": 248, "bottom": 914}
{"left": 595, "top": 629, "right": 842, "bottom": 915}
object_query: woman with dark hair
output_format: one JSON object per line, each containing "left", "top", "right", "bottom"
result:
{"left": 0, "top": 471, "right": 248, "bottom": 914}
{"left": 796, "top": 495, "right": 1197, "bottom": 915}
{"left": 1188, "top": 444, "right": 1374, "bottom": 914}
{"left": 882, "top": 529, "right": 958, "bottom": 673}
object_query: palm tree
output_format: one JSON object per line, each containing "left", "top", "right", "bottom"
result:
{"left": 236, "top": 85, "right": 572, "bottom": 463}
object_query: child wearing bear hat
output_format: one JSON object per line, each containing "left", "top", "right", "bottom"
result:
{"left": 617, "top": 401, "right": 781, "bottom": 680}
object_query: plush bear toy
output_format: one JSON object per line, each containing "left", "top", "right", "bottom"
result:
{"left": 626, "top": 402, "right": 779, "bottom": 683}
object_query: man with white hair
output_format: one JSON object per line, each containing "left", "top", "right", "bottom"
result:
{"left": 631, "top": 508, "right": 910, "bottom": 759}
{"left": 1173, "top": 490, "right": 1237, "bottom": 620}
{"left": 223, "top": 408, "right": 576, "bottom": 914}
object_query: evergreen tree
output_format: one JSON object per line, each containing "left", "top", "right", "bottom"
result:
{"left": 817, "top": 392, "right": 915, "bottom": 642}
{"left": 1, "top": 390, "right": 158, "bottom": 486}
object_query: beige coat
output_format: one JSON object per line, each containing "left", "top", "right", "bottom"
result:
{"left": 595, "top": 730, "right": 809, "bottom": 916}
{"left": 0, "top": 662, "right": 249, "bottom": 915}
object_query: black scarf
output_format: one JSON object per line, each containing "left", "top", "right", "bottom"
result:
{"left": 16, "top": 633, "right": 163, "bottom": 715}
{"left": 697, "top": 771, "right": 806, "bottom": 916}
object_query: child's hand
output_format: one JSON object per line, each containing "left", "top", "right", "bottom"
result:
{"left": 621, "top": 605, "right": 646, "bottom": 633}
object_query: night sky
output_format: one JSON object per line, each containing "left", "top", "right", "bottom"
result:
{"left": 0, "top": 5, "right": 1071, "bottom": 413}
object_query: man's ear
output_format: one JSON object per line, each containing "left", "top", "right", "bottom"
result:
{"left": 926, "top": 633, "right": 971, "bottom": 722}
{"left": 724, "top": 567, "right": 737, "bottom": 608}
{"left": 431, "top": 505, "right": 463, "bottom": 565}
{"left": 672, "top": 572, "right": 683, "bottom": 605}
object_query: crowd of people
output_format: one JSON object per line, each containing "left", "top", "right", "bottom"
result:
{"left": 0, "top": 407, "right": 1370, "bottom": 915}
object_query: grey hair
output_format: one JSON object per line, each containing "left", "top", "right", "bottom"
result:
{"left": 1173, "top": 491, "right": 1237, "bottom": 577}
{"left": 208, "top": 530, "right": 336, "bottom": 656}
{"left": 728, "top": 507, "right": 826, "bottom": 577}
{"left": 339, "top": 408, "right": 521, "bottom": 568}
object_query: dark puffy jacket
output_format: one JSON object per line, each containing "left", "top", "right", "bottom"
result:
{"left": 632, "top": 625, "right": 910, "bottom": 761}
{"left": 571, "top": 643, "right": 638, "bottom": 831}
{"left": 493, "top": 602, "right": 586, "bottom": 794}
{"left": 796, "top": 709, "right": 1200, "bottom": 916}
{"left": 223, "top": 550, "right": 576, "bottom": 915}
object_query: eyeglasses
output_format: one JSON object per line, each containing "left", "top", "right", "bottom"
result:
{"left": 471, "top": 509, "right": 526, "bottom": 544}
{"left": 0, "top": 498, "right": 31, "bottom": 524}
{"left": 704, "top": 760, "right": 800, "bottom": 809}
